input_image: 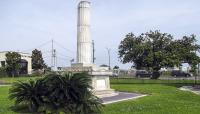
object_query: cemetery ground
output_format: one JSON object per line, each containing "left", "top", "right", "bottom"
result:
{"left": 0, "top": 77, "right": 200, "bottom": 114}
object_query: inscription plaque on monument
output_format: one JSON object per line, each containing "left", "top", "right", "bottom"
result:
{"left": 96, "top": 79, "right": 106, "bottom": 90}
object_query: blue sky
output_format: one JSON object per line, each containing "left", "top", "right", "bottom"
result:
{"left": 0, "top": 0, "right": 200, "bottom": 69}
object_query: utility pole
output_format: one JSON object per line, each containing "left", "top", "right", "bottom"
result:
{"left": 198, "top": 63, "right": 199, "bottom": 76}
{"left": 51, "top": 39, "right": 57, "bottom": 71}
{"left": 195, "top": 50, "right": 198, "bottom": 85}
{"left": 197, "top": 50, "right": 200, "bottom": 85}
{"left": 51, "top": 39, "right": 54, "bottom": 69}
{"left": 106, "top": 48, "right": 111, "bottom": 70}
{"left": 53, "top": 49, "right": 57, "bottom": 70}
{"left": 92, "top": 40, "right": 95, "bottom": 63}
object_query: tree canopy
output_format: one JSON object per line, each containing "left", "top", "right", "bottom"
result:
{"left": 113, "top": 66, "right": 119, "bottom": 69}
{"left": 32, "top": 49, "right": 45, "bottom": 71}
{"left": 119, "top": 30, "right": 200, "bottom": 79}
{"left": 5, "top": 52, "right": 21, "bottom": 77}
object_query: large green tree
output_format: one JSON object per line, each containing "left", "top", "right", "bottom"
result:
{"left": 172, "top": 35, "right": 200, "bottom": 73}
{"left": 119, "top": 30, "right": 200, "bottom": 79}
{"left": 5, "top": 52, "right": 21, "bottom": 77}
{"left": 31, "top": 49, "right": 45, "bottom": 71}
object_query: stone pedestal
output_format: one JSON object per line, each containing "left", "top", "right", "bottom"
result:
{"left": 90, "top": 71, "right": 117, "bottom": 97}
{"left": 65, "top": 63, "right": 117, "bottom": 97}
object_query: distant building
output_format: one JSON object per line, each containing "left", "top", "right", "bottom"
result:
{"left": 0, "top": 51, "right": 32, "bottom": 74}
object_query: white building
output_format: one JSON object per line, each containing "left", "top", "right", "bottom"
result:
{"left": 0, "top": 51, "right": 32, "bottom": 74}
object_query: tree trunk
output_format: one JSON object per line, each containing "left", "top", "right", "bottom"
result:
{"left": 12, "top": 70, "right": 14, "bottom": 78}
{"left": 151, "top": 70, "right": 160, "bottom": 79}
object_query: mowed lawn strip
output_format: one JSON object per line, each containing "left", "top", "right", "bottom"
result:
{"left": 111, "top": 78, "right": 200, "bottom": 84}
{"left": 0, "top": 76, "right": 41, "bottom": 84}
{"left": 0, "top": 86, "right": 16, "bottom": 114}
{"left": 103, "top": 84, "right": 200, "bottom": 114}
{"left": 0, "top": 78, "right": 200, "bottom": 114}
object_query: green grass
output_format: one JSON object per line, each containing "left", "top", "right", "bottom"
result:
{"left": 111, "top": 78, "right": 200, "bottom": 85}
{"left": 0, "top": 76, "right": 41, "bottom": 84}
{"left": 103, "top": 84, "right": 200, "bottom": 114}
{"left": 0, "top": 86, "right": 15, "bottom": 114}
{"left": 102, "top": 78, "right": 200, "bottom": 114}
{"left": 0, "top": 78, "right": 200, "bottom": 114}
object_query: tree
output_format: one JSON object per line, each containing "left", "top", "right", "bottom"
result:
{"left": 113, "top": 66, "right": 119, "bottom": 69}
{"left": 119, "top": 30, "right": 180, "bottom": 79}
{"left": 5, "top": 52, "right": 21, "bottom": 77}
{"left": 0, "top": 66, "right": 7, "bottom": 77}
{"left": 9, "top": 72, "right": 103, "bottom": 114}
{"left": 32, "top": 49, "right": 45, "bottom": 71}
{"left": 173, "top": 35, "right": 200, "bottom": 73}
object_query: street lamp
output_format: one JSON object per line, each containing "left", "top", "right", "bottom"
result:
{"left": 195, "top": 50, "right": 199, "bottom": 85}
{"left": 106, "top": 48, "right": 111, "bottom": 70}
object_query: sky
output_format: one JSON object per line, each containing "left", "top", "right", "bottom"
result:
{"left": 0, "top": 0, "right": 200, "bottom": 69}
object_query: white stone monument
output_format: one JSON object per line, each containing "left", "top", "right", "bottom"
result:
{"left": 77, "top": 1, "right": 92, "bottom": 66}
{"left": 66, "top": 1, "right": 116, "bottom": 97}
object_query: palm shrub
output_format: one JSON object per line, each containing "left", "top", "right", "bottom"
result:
{"left": 9, "top": 79, "right": 46, "bottom": 112}
{"left": 9, "top": 72, "right": 103, "bottom": 114}
{"left": 43, "top": 72, "right": 103, "bottom": 114}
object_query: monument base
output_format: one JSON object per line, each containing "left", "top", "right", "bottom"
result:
{"left": 90, "top": 72, "right": 118, "bottom": 97}
{"left": 94, "top": 89, "right": 117, "bottom": 98}
{"left": 64, "top": 63, "right": 117, "bottom": 97}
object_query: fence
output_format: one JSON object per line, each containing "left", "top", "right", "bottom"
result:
{"left": 110, "top": 76, "right": 200, "bottom": 85}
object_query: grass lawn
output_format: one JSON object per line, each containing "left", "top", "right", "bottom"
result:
{"left": 111, "top": 78, "right": 200, "bottom": 85}
{"left": 0, "top": 86, "right": 15, "bottom": 114}
{"left": 103, "top": 84, "right": 200, "bottom": 114}
{"left": 0, "top": 78, "right": 200, "bottom": 114}
{"left": 0, "top": 76, "right": 41, "bottom": 84}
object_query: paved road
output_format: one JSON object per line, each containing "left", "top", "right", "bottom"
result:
{"left": 102, "top": 92, "right": 146, "bottom": 104}
{"left": 0, "top": 84, "right": 11, "bottom": 87}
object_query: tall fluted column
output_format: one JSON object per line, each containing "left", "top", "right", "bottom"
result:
{"left": 77, "top": 1, "right": 92, "bottom": 65}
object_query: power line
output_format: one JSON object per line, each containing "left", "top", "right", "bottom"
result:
{"left": 57, "top": 56, "right": 71, "bottom": 60}
{"left": 54, "top": 40, "right": 75, "bottom": 54}
{"left": 43, "top": 56, "right": 52, "bottom": 59}
{"left": 23, "top": 40, "right": 52, "bottom": 52}
{"left": 42, "top": 51, "right": 52, "bottom": 54}
{"left": 57, "top": 51, "right": 74, "bottom": 59}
